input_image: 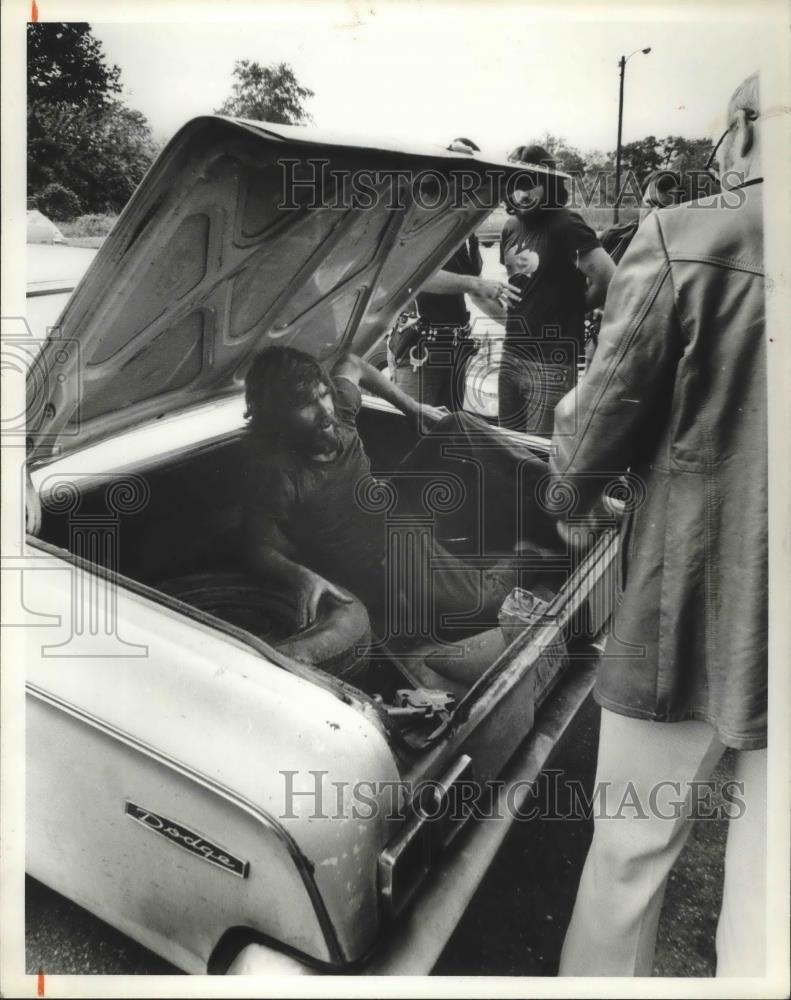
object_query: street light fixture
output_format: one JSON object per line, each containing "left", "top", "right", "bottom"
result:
{"left": 614, "top": 47, "right": 652, "bottom": 223}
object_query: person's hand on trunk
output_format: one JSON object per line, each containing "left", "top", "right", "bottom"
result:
{"left": 294, "top": 569, "right": 354, "bottom": 630}
{"left": 418, "top": 404, "right": 451, "bottom": 432}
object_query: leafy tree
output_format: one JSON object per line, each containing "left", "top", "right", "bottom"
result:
{"left": 614, "top": 135, "right": 712, "bottom": 185}
{"left": 538, "top": 133, "right": 588, "bottom": 175}
{"left": 616, "top": 136, "right": 663, "bottom": 184}
{"left": 27, "top": 23, "right": 158, "bottom": 217}
{"left": 28, "top": 22, "right": 121, "bottom": 109}
{"left": 29, "top": 100, "right": 158, "bottom": 214}
{"left": 35, "top": 182, "right": 83, "bottom": 220}
{"left": 665, "top": 136, "right": 712, "bottom": 174}
{"left": 216, "top": 60, "right": 314, "bottom": 124}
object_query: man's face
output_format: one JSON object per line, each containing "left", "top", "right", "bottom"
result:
{"left": 512, "top": 181, "right": 545, "bottom": 217}
{"left": 285, "top": 381, "right": 340, "bottom": 456}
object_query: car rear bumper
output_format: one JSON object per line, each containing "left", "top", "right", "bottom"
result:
{"left": 224, "top": 660, "right": 597, "bottom": 975}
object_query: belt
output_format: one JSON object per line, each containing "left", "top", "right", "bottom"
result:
{"left": 421, "top": 321, "right": 472, "bottom": 343}
{"left": 407, "top": 322, "right": 475, "bottom": 370}
{"left": 390, "top": 314, "right": 475, "bottom": 370}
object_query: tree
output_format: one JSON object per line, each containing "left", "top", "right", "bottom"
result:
{"left": 614, "top": 135, "right": 713, "bottom": 185}
{"left": 616, "top": 136, "right": 663, "bottom": 184}
{"left": 538, "top": 133, "right": 588, "bottom": 176}
{"left": 29, "top": 100, "right": 158, "bottom": 214}
{"left": 28, "top": 22, "right": 121, "bottom": 109}
{"left": 216, "top": 60, "right": 314, "bottom": 124}
{"left": 664, "top": 137, "right": 712, "bottom": 174}
{"left": 27, "top": 23, "right": 158, "bottom": 216}
{"left": 35, "top": 182, "right": 83, "bottom": 221}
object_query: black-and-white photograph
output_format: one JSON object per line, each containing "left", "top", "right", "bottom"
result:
{"left": 1, "top": 0, "right": 789, "bottom": 994}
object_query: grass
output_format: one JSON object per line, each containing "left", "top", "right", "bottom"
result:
{"left": 55, "top": 213, "right": 118, "bottom": 247}
{"left": 56, "top": 213, "right": 117, "bottom": 237}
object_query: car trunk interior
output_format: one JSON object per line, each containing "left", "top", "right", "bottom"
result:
{"left": 36, "top": 402, "right": 575, "bottom": 750}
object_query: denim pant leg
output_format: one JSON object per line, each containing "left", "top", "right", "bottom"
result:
{"left": 428, "top": 544, "right": 518, "bottom": 636}
{"left": 392, "top": 343, "right": 473, "bottom": 410}
{"left": 498, "top": 343, "right": 575, "bottom": 435}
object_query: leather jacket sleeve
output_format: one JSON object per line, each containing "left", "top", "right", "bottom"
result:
{"left": 549, "top": 211, "right": 683, "bottom": 511}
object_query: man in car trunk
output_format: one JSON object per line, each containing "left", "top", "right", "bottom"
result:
{"left": 241, "top": 345, "right": 555, "bottom": 663}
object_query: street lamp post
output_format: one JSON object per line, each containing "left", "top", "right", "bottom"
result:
{"left": 614, "top": 47, "right": 651, "bottom": 224}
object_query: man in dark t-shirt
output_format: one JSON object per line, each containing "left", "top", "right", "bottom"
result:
{"left": 244, "top": 367, "right": 392, "bottom": 603}
{"left": 495, "top": 144, "right": 614, "bottom": 434}
{"left": 241, "top": 346, "right": 551, "bottom": 657}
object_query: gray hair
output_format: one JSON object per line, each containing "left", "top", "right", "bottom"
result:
{"left": 727, "top": 73, "right": 760, "bottom": 122}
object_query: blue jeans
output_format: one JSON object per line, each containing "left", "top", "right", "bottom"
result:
{"left": 390, "top": 338, "right": 477, "bottom": 410}
{"left": 498, "top": 342, "right": 577, "bottom": 434}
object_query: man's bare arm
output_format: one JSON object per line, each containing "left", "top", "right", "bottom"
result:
{"left": 332, "top": 353, "right": 447, "bottom": 426}
{"left": 577, "top": 246, "right": 615, "bottom": 310}
{"left": 245, "top": 517, "right": 352, "bottom": 628}
{"left": 421, "top": 271, "right": 521, "bottom": 307}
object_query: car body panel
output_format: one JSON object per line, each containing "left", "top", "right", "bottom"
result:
{"left": 25, "top": 244, "right": 98, "bottom": 340}
{"left": 24, "top": 540, "right": 403, "bottom": 967}
{"left": 26, "top": 243, "right": 98, "bottom": 290}
{"left": 28, "top": 116, "right": 560, "bottom": 461}
{"left": 227, "top": 654, "right": 600, "bottom": 976}
{"left": 26, "top": 209, "right": 67, "bottom": 245}
{"left": 27, "top": 689, "right": 336, "bottom": 972}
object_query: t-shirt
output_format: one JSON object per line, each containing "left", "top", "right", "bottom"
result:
{"left": 499, "top": 209, "right": 600, "bottom": 355}
{"left": 242, "top": 376, "right": 388, "bottom": 594}
{"left": 416, "top": 235, "right": 483, "bottom": 327}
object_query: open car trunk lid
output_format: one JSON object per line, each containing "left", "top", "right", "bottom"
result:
{"left": 27, "top": 115, "right": 559, "bottom": 461}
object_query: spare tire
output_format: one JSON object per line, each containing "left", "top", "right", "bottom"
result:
{"left": 156, "top": 571, "right": 370, "bottom": 682}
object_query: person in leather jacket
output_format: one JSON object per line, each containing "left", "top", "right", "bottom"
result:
{"left": 553, "top": 73, "right": 768, "bottom": 978}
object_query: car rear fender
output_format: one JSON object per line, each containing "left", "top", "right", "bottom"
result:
{"left": 24, "top": 541, "right": 403, "bottom": 969}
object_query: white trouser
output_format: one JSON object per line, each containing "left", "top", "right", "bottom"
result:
{"left": 559, "top": 708, "right": 767, "bottom": 977}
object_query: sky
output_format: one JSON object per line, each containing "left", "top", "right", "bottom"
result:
{"left": 83, "top": 1, "right": 782, "bottom": 160}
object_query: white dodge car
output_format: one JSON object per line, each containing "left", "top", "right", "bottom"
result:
{"left": 22, "top": 116, "right": 621, "bottom": 974}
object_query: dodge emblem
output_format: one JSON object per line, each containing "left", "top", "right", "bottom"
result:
{"left": 125, "top": 802, "right": 250, "bottom": 878}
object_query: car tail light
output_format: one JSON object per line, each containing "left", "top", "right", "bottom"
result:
{"left": 378, "top": 755, "right": 474, "bottom": 917}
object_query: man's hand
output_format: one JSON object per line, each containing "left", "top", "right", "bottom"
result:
{"left": 556, "top": 502, "right": 617, "bottom": 551}
{"left": 421, "top": 272, "right": 521, "bottom": 310}
{"left": 336, "top": 352, "right": 448, "bottom": 424}
{"left": 472, "top": 276, "right": 522, "bottom": 307}
{"left": 294, "top": 568, "right": 354, "bottom": 629}
{"left": 418, "top": 403, "right": 450, "bottom": 431}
